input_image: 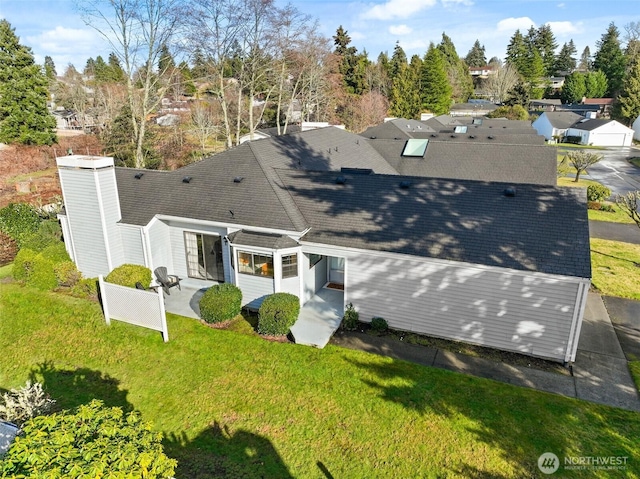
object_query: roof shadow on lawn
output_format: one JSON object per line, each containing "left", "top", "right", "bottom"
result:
{"left": 29, "top": 360, "right": 133, "bottom": 413}
{"left": 164, "top": 421, "right": 294, "bottom": 479}
{"left": 346, "top": 354, "right": 640, "bottom": 478}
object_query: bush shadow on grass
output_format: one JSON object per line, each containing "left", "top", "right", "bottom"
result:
{"left": 28, "top": 360, "right": 132, "bottom": 413}
{"left": 346, "top": 355, "right": 640, "bottom": 478}
{"left": 164, "top": 421, "right": 294, "bottom": 479}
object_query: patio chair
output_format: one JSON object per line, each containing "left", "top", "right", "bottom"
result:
{"left": 154, "top": 267, "right": 181, "bottom": 295}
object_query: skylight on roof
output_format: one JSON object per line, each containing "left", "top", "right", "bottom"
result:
{"left": 454, "top": 125, "right": 468, "bottom": 133}
{"left": 402, "top": 138, "right": 429, "bottom": 157}
{"left": 472, "top": 118, "right": 483, "bottom": 125}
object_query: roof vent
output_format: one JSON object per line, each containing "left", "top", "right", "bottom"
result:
{"left": 229, "top": 210, "right": 235, "bottom": 218}
{"left": 370, "top": 136, "right": 377, "bottom": 139}
{"left": 503, "top": 187, "right": 517, "bottom": 197}
{"left": 341, "top": 167, "right": 372, "bottom": 175}
{"left": 335, "top": 175, "right": 347, "bottom": 185}
{"left": 450, "top": 134, "right": 457, "bottom": 138}
{"left": 468, "top": 135, "right": 476, "bottom": 139}
{"left": 487, "top": 135, "right": 495, "bottom": 140}
{"left": 399, "top": 180, "right": 412, "bottom": 189}
{"left": 134, "top": 172, "right": 144, "bottom": 179}
{"left": 182, "top": 176, "right": 192, "bottom": 183}
{"left": 394, "top": 137, "right": 401, "bottom": 140}
{"left": 233, "top": 176, "right": 244, "bottom": 183}
{"left": 430, "top": 133, "right": 438, "bottom": 138}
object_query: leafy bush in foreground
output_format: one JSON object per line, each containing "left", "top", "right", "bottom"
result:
{"left": 0, "top": 381, "right": 55, "bottom": 427}
{"left": 0, "top": 400, "right": 177, "bottom": 478}
{"left": 199, "top": 283, "right": 242, "bottom": 323}
{"left": 341, "top": 303, "right": 359, "bottom": 331}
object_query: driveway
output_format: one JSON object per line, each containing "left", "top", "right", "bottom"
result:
{"left": 582, "top": 147, "right": 640, "bottom": 197}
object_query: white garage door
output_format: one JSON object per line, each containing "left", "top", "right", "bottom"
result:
{"left": 591, "top": 133, "right": 627, "bottom": 146}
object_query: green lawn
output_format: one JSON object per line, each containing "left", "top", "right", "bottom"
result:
{"left": 591, "top": 238, "right": 640, "bottom": 300}
{"left": 556, "top": 176, "right": 600, "bottom": 188}
{"left": 1, "top": 283, "right": 639, "bottom": 478}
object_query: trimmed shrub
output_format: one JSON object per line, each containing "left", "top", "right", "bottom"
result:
{"left": 71, "top": 277, "right": 98, "bottom": 299}
{"left": 26, "top": 255, "right": 57, "bottom": 290}
{"left": 341, "top": 303, "right": 359, "bottom": 331}
{"left": 13, "top": 248, "right": 37, "bottom": 282}
{"left": 587, "top": 201, "right": 602, "bottom": 210}
{"left": 54, "top": 261, "right": 81, "bottom": 287}
{"left": 371, "top": 316, "right": 388, "bottom": 332}
{"left": 40, "top": 242, "right": 70, "bottom": 264}
{"left": 0, "top": 203, "right": 41, "bottom": 246}
{"left": 199, "top": 283, "right": 242, "bottom": 324}
{"left": 587, "top": 184, "right": 611, "bottom": 202}
{"left": 257, "top": 293, "right": 300, "bottom": 336}
{"left": 105, "top": 263, "right": 151, "bottom": 289}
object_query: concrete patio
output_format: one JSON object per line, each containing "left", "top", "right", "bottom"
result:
{"left": 163, "top": 281, "right": 345, "bottom": 348}
{"left": 290, "top": 287, "right": 344, "bottom": 348}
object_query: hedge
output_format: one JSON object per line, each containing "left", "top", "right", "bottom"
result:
{"left": 258, "top": 293, "right": 300, "bottom": 336}
{"left": 199, "top": 284, "right": 242, "bottom": 323}
{"left": 54, "top": 261, "right": 81, "bottom": 287}
{"left": 105, "top": 264, "right": 151, "bottom": 289}
{"left": 26, "top": 255, "right": 57, "bottom": 291}
{"left": 0, "top": 203, "right": 41, "bottom": 246}
{"left": 13, "top": 248, "right": 37, "bottom": 282}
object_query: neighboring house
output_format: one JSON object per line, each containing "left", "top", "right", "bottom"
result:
{"left": 57, "top": 125, "right": 590, "bottom": 363}
{"left": 565, "top": 118, "right": 634, "bottom": 147}
{"left": 468, "top": 65, "right": 496, "bottom": 77}
{"left": 532, "top": 112, "right": 583, "bottom": 141}
{"left": 632, "top": 115, "right": 640, "bottom": 141}
{"left": 449, "top": 102, "right": 498, "bottom": 117}
{"left": 582, "top": 98, "right": 614, "bottom": 116}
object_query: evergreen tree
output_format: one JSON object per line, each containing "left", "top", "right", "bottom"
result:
{"left": 421, "top": 43, "right": 452, "bottom": 115}
{"left": 438, "top": 33, "right": 473, "bottom": 102}
{"left": 578, "top": 46, "right": 591, "bottom": 71}
{"left": 561, "top": 72, "right": 586, "bottom": 103}
{"left": 465, "top": 40, "right": 486, "bottom": 67}
{"left": 93, "top": 55, "right": 111, "bottom": 83}
{"left": 584, "top": 70, "right": 608, "bottom": 98}
{"left": 104, "top": 103, "right": 159, "bottom": 168}
{"left": 389, "top": 61, "right": 420, "bottom": 119}
{"left": 333, "top": 25, "right": 361, "bottom": 94}
{"left": 84, "top": 57, "right": 96, "bottom": 77}
{"left": 505, "top": 81, "right": 530, "bottom": 107}
{"left": 554, "top": 40, "right": 577, "bottom": 74}
{"left": 389, "top": 41, "right": 407, "bottom": 79}
{"left": 377, "top": 51, "right": 391, "bottom": 79}
{"left": 0, "top": 19, "right": 56, "bottom": 145}
{"left": 613, "top": 57, "right": 640, "bottom": 125}
{"left": 178, "top": 60, "right": 197, "bottom": 96}
{"left": 158, "top": 43, "right": 175, "bottom": 73}
{"left": 191, "top": 47, "right": 208, "bottom": 79}
{"left": 107, "top": 52, "right": 125, "bottom": 82}
{"left": 44, "top": 55, "right": 56, "bottom": 79}
{"left": 593, "top": 22, "right": 626, "bottom": 95}
{"left": 505, "top": 30, "right": 528, "bottom": 75}
{"left": 535, "top": 24, "right": 558, "bottom": 76}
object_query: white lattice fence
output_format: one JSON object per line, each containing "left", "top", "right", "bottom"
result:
{"left": 98, "top": 276, "right": 169, "bottom": 342}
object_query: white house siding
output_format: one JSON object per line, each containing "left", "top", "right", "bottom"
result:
{"left": 166, "top": 220, "right": 229, "bottom": 281}
{"left": 532, "top": 115, "right": 554, "bottom": 140}
{"left": 280, "top": 275, "right": 300, "bottom": 296}
{"left": 238, "top": 274, "right": 274, "bottom": 309}
{"left": 58, "top": 214, "right": 74, "bottom": 262}
{"left": 302, "top": 244, "right": 586, "bottom": 362}
{"left": 98, "top": 171, "right": 124, "bottom": 269}
{"left": 633, "top": 115, "right": 640, "bottom": 141}
{"left": 58, "top": 168, "right": 115, "bottom": 277}
{"left": 302, "top": 254, "right": 327, "bottom": 303}
{"left": 148, "top": 220, "right": 172, "bottom": 275}
{"left": 567, "top": 121, "right": 634, "bottom": 147}
{"left": 118, "top": 225, "right": 145, "bottom": 265}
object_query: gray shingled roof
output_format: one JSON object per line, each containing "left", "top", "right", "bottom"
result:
{"left": 543, "top": 112, "right": 583, "bottom": 129}
{"left": 115, "top": 143, "right": 306, "bottom": 231}
{"left": 275, "top": 169, "right": 591, "bottom": 278}
{"left": 360, "top": 119, "right": 436, "bottom": 139}
{"left": 568, "top": 118, "right": 614, "bottom": 131}
{"left": 227, "top": 230, "right": 299, "bottom": 249}
{"left": 367, "top": 139, "right": 557, "bottom": 185}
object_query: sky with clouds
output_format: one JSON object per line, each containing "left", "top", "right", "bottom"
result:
{"left": 0, "top": 0, "right": 636, "bottom": 71}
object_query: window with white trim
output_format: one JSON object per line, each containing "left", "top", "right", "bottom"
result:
{"left": 281, "top": 253, "right": 298, "bottom": 279}
{"left": 238, "top": 251, "right": 273, "bottom": 277}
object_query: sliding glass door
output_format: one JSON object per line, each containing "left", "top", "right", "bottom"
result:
{"left": 184, "top": 232, "right": 225, "bottom": 282}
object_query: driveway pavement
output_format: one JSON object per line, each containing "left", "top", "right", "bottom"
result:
{"left": 603, "top": 296, "right": 640, "bottom": 361}
{"left": 582, "top": 146, "right": 640, "bottom": 197}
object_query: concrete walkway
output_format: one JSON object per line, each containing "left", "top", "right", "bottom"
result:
{"left": 590, "top": 220, "right": 640, "bottom": 244}
{"left": 331, "top": 292, "right": 640, "bottom": 411}
{"left": 603, "top": 296, "right": 640, "bottom": 360}
{"left": 290, "top": 288, "right": 344, "bottom": 348}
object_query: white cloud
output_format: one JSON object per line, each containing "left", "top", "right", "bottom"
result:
{"left": 557, "top": 2, "right": 566, "bottom": 8}
{"left": 389, "top": 24, "right": 413, "bottom": 35}
{"left": 546, "top": 21, "right": 582, "bottom": 36}
{"left": 350, "top": 31, "right": 366, "bottom": 41}
{"left": 497, "top": 17, "right": 536, "bottom": 32}
{"left": 26, "top": 26, "right": 106, "bottom": 68}
{"left": 442, "top": 0, "right": 474, "bottom": 7}
{"left": 362, "top": 0, "right": 437, "bottom": 20}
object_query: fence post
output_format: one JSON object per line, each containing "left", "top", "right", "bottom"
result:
{"left": 158, "top": 287, "right": 169, "bottom": 342}
{"left": 99, "top": 275, "right": 111, "bottom": 326}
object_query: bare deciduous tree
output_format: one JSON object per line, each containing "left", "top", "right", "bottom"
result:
{"left": 482, "top": 63, "right": 520, "bottom": 104}
{"left": 80, "top": 0, "right": 182, "bottom": 168}
{"left": 616, "top": 191, "right": 640, "bottom": 229}
{"left": 566, "top": 150, "right": 603, "bottom": 182}
{"left": 189, "top": 99, "right": 220, "bottom": 153}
